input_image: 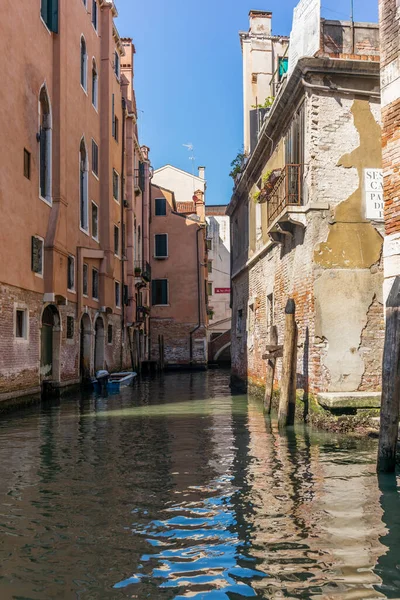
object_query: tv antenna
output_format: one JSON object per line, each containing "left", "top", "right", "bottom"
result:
{"left": 183, "top": 143, "right": 196, "bottom": 175}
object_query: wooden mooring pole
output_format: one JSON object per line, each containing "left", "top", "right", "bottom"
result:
{"left": 278, "top": 299, "right": 298, "bottom": 428}
{"left": 377, "top": 277, "right": 400, "bottom": 473}
{"left": 263, "top": 326, "right": 278, "bottom": 413}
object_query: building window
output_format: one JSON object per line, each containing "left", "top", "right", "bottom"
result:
{"left": 206, "top": 238, "right": 212, "bottom": 251}
{"left": 80, "top": 37, "right": 87, "bottom": 90}
{"left": 92, "top": 268, "right": 99, "bottom": 300}
{"left": 207, "top": 260, "right": 213, "bottom": 273}
{"left": 278, "top": 57, "right": 289, "bottom": 81}
{"left": 92, "top": 0, "right": 98, "bottom": 31}
{"left": 39, "top": 86, "right": 52, "bottom": 203}
{"left": 92, "top": 202, "right": 99, "bottom": 240}
{"left": 236, "top": 309, "right": 243, "bottom": 336}
{"left": 92, "top": 60, "right": 98, "bottom": 108}
{"left": 155, "top": 197, "right": 166, "bottom": 216}
{"left": 83, "top": 263, "right": 88, "bottom": 296}
{"left": 114, "top": 225, "right": 120, "bottom": 256}
{"left": 82, "top": 0, "right": 87, "bottom": 7}
{"left": 66, "top": 316, "right": 74, "bottom": 339}
{"left": 113, "top": 169, "right": 119, "bottom": 201}
{"left": 285, "top": 102, "right": 305, "bottom": 165}
{"left": 152, "top": 279, "right": 168, "bottom": 305}
{"left": 41, "top": 0, "right": 58, "bottom": 32}
{"left": 92, "top": 139, "right": 99, "bottom": 177}
{"left": 31, "top": 236, "right": 44, "bottom": 275}
{"left": 24, "top": 149, "right": 31, "bottom": 179}
{"left": 207, "top": 282, "right": 213, "bottom": 296}
{"left": 114, "top": 116, "right": 119, "bottom": 142}
{"left": 114, "top": 51, "right": 120, "bottom": 79}
{"left": 80, "top": 139, "right": 89, "bottom": 231}
{"left": 154, "top": 234, "right": 168, "bottom": 258}
{"left": 112, "top": 93, "right": 115, "bottom": 138}
{"left": 107, "top": 324, "right": 113, "bottom": 344}
{"left": 15, "top": 309, "right": 28, "bottom": 339}
{"left": 67, "top": 255, "right": 75, "bottom": 291}
{"left": 115, "top": 281, "right": 121, "bottom": 307}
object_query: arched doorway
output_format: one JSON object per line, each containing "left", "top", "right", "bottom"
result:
{"left": 80, "top": 313, "right": 92, "bottom": 380}
{"left": 40, "top": 305, "right": 61, "bottom": 381}
{"left": 94, "top": 317, "right": 105, "bottom": 373}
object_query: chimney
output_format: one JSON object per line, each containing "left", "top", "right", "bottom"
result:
{"left": 249, "top": 10, "right": 272, "bottom": 36}
{"left": 198, "top": 166, "right": 205, "bottom": 180}
{"left": 193, "top": 190, "right": 205, "bottom": 223}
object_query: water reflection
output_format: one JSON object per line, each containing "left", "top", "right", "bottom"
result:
{"left": 0, "top": 371, "right": 398, "bottom": 598}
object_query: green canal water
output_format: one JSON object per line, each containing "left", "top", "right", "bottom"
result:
{"left": 0, "top": 370, "right": 400, "bottom": 599}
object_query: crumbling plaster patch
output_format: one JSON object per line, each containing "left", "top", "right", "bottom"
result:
{"left": 314, "top": 269, "right": 383, "bottom": 392}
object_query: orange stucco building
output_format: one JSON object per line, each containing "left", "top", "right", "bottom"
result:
{"left": 0, "top": 0, "right": 151, "bottom": 402}
{"left": 149, "top": 186, "right": 208, "bottom": 367}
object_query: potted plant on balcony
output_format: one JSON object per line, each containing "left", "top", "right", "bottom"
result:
{"left": 134, "top": 266, "right": 142, "bottom": 277}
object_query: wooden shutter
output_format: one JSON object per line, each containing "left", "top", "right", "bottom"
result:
{"left": 49, "top": 0, "right": 58, "bottom": 33}
{"left": 161, "top": 280, "right": 168, "bottom": 305}
{"left": 155, "top": 234, "right": 167, "bottom": 257}
{"left": 112, "top": 94, "right": 115, "bottom": 138}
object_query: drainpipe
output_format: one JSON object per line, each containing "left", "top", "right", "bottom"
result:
{"left": 120, "top": 97, "right": 126, "bottom": 370}
{"left": 190, "top": 226, "right": 204, "bottom": 365}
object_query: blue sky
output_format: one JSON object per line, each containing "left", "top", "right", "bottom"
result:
{"left": 116, "top": 0, "right": 378, "bottom": 205}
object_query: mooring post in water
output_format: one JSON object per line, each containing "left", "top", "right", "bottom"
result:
{"left": 278, "top": 298, "right": 297, "bottom": 427}
{"left": 263, "top": 326, "right": 279, "bottom": 414}
{"left": 377, "top": 276, "right": 400, "bottom": 472}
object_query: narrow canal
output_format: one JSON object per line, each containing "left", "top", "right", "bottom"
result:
{"left": 1, "top": 370, "right": 400, "bottom": 599}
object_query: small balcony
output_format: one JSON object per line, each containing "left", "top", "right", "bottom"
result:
{"left": 266, "top": 164, "right": 302, "bottom": 225}
{"left": 134, "top": 261, "right": 151, "bottom": 286}
{"left": 136, "top": 305, "right": 150, "bottom": 322}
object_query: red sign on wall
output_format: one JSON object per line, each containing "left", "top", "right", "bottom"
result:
{"left": 215, "top": 288, "right": 231, "bottom": 294}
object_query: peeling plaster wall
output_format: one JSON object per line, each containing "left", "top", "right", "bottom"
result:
{"left": 231, "top": 89, "right": 384, "bottom": 394}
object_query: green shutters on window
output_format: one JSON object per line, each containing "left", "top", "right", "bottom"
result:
{"left": 155, "top": 198, "right": 166, "bottom": 216}
{"left": 41, "top": 0, "right": 58, "bottom": 33}
{"left": 152, "top": 280, "right": 168, "bottom": 305}
{"left": 155, "top": 234, "right": 167, "bottom": 258}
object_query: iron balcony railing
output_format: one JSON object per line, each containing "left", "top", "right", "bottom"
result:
{"left": 267, "top": 164, "right": 302, "bottom": 225}
{"left": 134, "top": 260, "right": 151, "bottom": 283}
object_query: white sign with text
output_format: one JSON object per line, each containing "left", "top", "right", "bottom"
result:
{"left": 288, "top": 0, "right": 321, "bottom": 75}
{"left": 364, "top": 168, "right": 384, "bottom": 221}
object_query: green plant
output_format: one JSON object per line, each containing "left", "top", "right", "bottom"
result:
{"left": 262, "top": 170, "right": 273, "bottom": 186}
{"left": 252, "top": 190, "right": 261, "bottom": 202}
{"left": 229, "top": 149, "right": 246, "bottom": 180}
{"left": 252, "top": 96, "right": 275, "bottom": 109}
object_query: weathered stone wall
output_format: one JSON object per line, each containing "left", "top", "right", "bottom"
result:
{"left": 0, "top": 283, "right": 130, "bottom": 401}
{"left": 231, "top": 91, "right": 384, "bottom": 394}
{"left": 150, "top": 319, "right": 207, "bottom": 366}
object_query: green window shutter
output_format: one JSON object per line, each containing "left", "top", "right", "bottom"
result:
{"left": 155, "top": 234, "right": 167, "bottom": 257}
{"left": 151, "top": 281, "right": 157, "bottom": 305}
{"left": 41, "top": 0, "right": 49, "bottom": 23}
{"left": 155, "top": 198, "right": 166, "bottom": 216}
{"left": 50, "top": 0, "right": 59, "bottom": 33}
{"left": 112, "top": 94, "right": 115, "bottom": 138}
{"left": 161, "top": 280, "right": 168, "bottom": 305}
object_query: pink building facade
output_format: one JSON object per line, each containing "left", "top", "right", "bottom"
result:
{"left": 0, "top": 0, "right": 151, "bottom": 402}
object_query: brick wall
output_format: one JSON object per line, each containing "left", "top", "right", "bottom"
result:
{"left": 0, "top": 282, "right": 131, "bottom": 401}
{"left": 380, "top": 0, "right": 400, "bottom": 235}
{"left": 150, "top": 319, "right": 207, "bottom": 366}
{"left": 231, "top": 90, "right": 384, "bottom": 394}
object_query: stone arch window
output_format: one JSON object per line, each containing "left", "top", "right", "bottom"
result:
{"left": 39, "top": 85, "right": 52, "bottom": 204}
{"left": 92, "top": 58, "right": 98, "bottom": 108}
{"left": 80, "top": 138, "right": 89, "bottom": 231}
{"left": 80, "top": 36, "right": 87, "bottom": 90}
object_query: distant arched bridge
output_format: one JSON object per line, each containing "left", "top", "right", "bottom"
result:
{"left": 209, "top": 329, "right": 231, "bottom": 364}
